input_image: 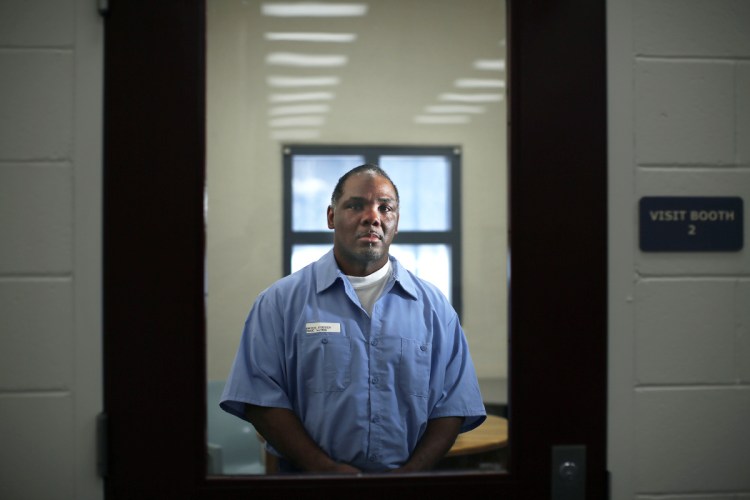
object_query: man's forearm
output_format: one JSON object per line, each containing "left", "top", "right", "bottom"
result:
{"left": 394, "top": 416, "right": 463, "bottom": 473}
{"left": 244, "top": 404, "right": 360, "bottom": 474}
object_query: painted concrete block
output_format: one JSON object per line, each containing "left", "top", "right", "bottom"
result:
{"left": 0, "top": 394, "right": 74, "bottom": 500}
{"left": 635, "top": 169, "right": 750, "bottom": 276}
{"left": 635, "top": 387, "right": 750, "bottom": 493}
{"left": 638, "top": 495, "right": 740, "bottom": 500}
{"left": 738, "top": 63, "right": 750, "bottom": 166}
{"left": 0, "top": 51, "right": 73, "bottom": 160}
{"left": 0, "top": 164, "right": 73, "bottom": 274}
{"left": 636, "top": 60, "right": 734, "bottom": 165}
{"left": 0, "top": 279, "right": 73, "bottom": 390}
{"left": 635, "top": 0, "right": 750, "bottom": 57}
{"left": 738, "top": 281, "right": 750, "bottom": 384}
{"left": 635, "top": 279, "right": 736, "bottom": 384}
{"left": 0, "top": 0, "right": 74, "bottom": 47}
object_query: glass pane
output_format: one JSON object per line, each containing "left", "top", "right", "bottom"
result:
{"left": 292, "top": 244, "right": 451, "bottom": 304}
{"left": 291, "top": 244, "right": 331, "bottom": 273}
{"left": 380, "top": 156, "right": 451, "bottom": 231}
{"left": 206, "top": 0, "right": 508, "bottom": 477}
{"left": 389, "top": 244, "right": 451, "bottom": 302}
{"left": 292, "top": 155, "right": 364, "bottom": 231}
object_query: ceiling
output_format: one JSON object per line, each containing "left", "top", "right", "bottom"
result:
{"left": 222, "top": 0, "right": 508, "bottom": 142}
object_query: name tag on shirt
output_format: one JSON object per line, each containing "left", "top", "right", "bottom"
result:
{"left": 305, "top": 322, "right": 341, "bottom": 334}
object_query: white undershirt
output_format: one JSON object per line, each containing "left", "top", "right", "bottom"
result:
{"left": 346, "top": 260, "right": 392, "bottom": 316}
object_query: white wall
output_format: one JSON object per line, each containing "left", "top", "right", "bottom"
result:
{"left": 0, "top": 0, "right": 103, "bottom": 499}
{"left": 1, "top": 0, "right": 748, "bottom": 498}
{"left": 608, "top": 0, "right": 750, "bottom": 498}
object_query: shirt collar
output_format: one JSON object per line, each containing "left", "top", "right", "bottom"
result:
{"left": 315, "top": 249, "right": 418, "bottom": 300}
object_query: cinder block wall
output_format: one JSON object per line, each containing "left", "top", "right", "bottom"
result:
{"left": 0, "top": 1, "right": 103, "bottom": 499}
{"left": 609, "top": 1, "right": 750, "bottom": 498}
{"left": 1, "top": 0, "right": 748, "bottom": 499}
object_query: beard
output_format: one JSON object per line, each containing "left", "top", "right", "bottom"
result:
{"left": 355, "top": 241, "right": 385, "bottom": 262}
{"left": 336, "top": 240, "right": 388, "bottom": 269}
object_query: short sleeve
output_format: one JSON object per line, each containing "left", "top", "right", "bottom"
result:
{"left": 429, "top": 313, "right": 487, "bottom": 433}
{"left": 220, "top": 291, "right": 293, "bottom": 421}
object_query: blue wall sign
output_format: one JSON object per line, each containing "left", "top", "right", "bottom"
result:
{"left": 639, "top": 196, "right": 744, "bottom": 252}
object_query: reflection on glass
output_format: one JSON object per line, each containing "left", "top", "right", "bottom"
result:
{"left": 292, "top": 155, "right": 364, "bottom": 231}
{"left": 291, "top": 154, "right": 452, "bottom": 232}
{"left": 291, "top": 243, "right": 451, "bottom": 302}
{"left": 389, "top": 244, "right": 451, "bottom": 301}
{"left": 206, "top": 380, "right": 264, "bottom": 475}
{"left": 381, "top": 156, "right": 450, "bottom": 232}
{"left": 286, "top": 147, "right": 458, "bottom": 308}
{"left": 206, "top": 0, "right": 508, "bottom": 476}
{"left": 291, "top": 244, "right": 330, "bottom": 272}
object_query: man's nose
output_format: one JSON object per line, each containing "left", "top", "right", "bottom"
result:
{"left": 362, "top": 206, "right": 381, "bottom": 225}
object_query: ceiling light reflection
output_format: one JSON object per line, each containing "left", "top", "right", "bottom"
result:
{"left": 454, "top": 78, "right": 505, "bottom": 89}
{"left": 267, "top": 76, "right": 341, "bottom": 87}
{"left": 425, "top": 105, "right": 485, "bottom": 114}
{"left": 269, "top": 104, "right": 331, "bottom": 116}
{"left": 269, "top": 116, "right": 326, "bottom": 128}
{"left": 265, "top": 32, "right": 357, "bottom": 42}
{"left": 473, "top": 59, "right": 506, "bottom": 71}
{"left": 267, "top": 52, "right": 348, "bottom": 67}
{"left": 269, "top": 92, "right": 335, "bottom": 103}
{"left": 414, "top": 115, "right": 471, "bottom": 124}
{"left": 439, "top": 93, "right": 503, "bottom": 103}
{"left": 261, "top": 3, "right": 368, "bottom": 17}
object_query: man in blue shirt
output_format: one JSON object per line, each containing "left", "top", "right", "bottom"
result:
{"left": 221, "top": 164, "right": 486, "bottom": 473}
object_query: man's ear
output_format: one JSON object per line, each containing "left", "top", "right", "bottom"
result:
{"left": 327, "top": 205, "right": 335, "bottom": 229}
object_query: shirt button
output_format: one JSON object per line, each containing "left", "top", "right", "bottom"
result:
{"left": 370, "top": 339, "right": 378, "bottom": 346}
{"left": 371, "top": 377, "right": 379, "bottom": 384}
{"left": 369, "top": 454, "right": 378, "bottom": 462}
{"left": 321, "top": 338, "right": 329, "bottom": 344}
{"left": 372, "top": 416, "right": 380, "bottom": 423}
{"left": 420, "top": 345, "right": 427, "bottom": 351}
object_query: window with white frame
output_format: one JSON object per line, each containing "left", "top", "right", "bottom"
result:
{"left": 283, "top": 145, "right": 462, "bottom": 315}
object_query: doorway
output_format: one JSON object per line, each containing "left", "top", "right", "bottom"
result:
{"left": 102, "top": 0, "right": 607, "bottom": 497}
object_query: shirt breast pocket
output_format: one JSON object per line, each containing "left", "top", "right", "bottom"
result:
{"left": 299, "top": 335, "right": 352, "bottom": 393}
{"left": 399, "top": 338, "right": 431, "bottom": 398}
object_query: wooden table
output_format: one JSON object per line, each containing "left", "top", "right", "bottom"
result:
{"left": 259, "top": 414, "right": 508, "bottom": 473}
{"left": 445, "top": 414, "right": 508, "bottom": 457}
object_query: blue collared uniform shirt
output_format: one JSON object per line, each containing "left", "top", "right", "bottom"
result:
{"left": 220, "top": 250, "right": 486, "bottom": 472}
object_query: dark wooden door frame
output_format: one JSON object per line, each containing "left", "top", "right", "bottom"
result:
{"left": 103, "top": 0, "right": 607, "bottom": 498}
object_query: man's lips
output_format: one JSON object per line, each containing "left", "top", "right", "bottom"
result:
{"left": 357, "top": 231, "right": 383, "bottom": 241}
